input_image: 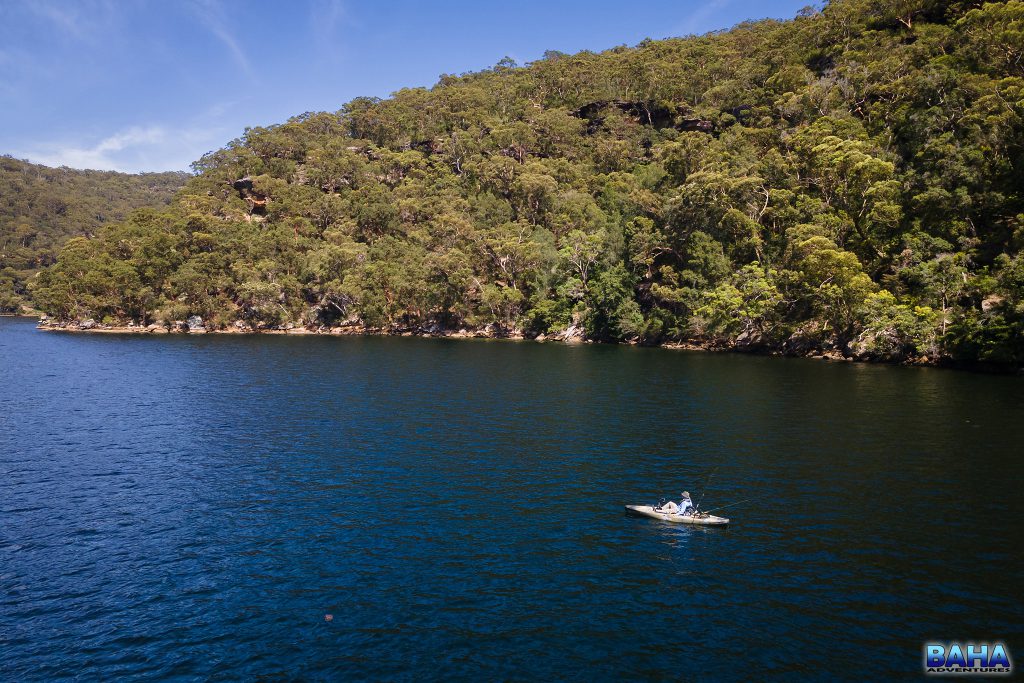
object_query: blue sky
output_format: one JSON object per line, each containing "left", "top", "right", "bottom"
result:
{"left": 0, "top": 0, "right": 811, "bottom": 173}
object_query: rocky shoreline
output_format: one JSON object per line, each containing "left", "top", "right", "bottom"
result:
{"left": 35, "top": 313, "right": 1024, "bottom": 372}
{"left": 35, "top": 315, "right": 583, "bottom": 342}
{"left": 34, "top": 314, "right": 970, "bottom": 370}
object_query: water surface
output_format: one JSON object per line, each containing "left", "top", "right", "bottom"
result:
{"left": 1, "top": 317, "right": 1022, "bottom": 679}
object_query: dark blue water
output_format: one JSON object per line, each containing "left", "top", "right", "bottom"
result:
{"left": 2, "top": 317, "right": 1022, "bottom": 680}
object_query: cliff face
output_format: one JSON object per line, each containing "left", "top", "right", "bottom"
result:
{"left": 30, "top": 0, "right": 1024, "bottom": 366}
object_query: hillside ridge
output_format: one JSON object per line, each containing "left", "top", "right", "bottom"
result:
{"left": 1, "top": 156, "right": 188, "bottom": 313}
{"left": 31, "top": 0, "right": 1024, "bottom": 365}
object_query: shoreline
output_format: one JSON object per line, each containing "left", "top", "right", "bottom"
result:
{"left": 32, "top": 318, "right": 1014, "bottom": 373}
{"left": 35, "top": 320, "right": 520, "bottom": 340}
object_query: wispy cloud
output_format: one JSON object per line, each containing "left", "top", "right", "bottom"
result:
{"left": 310, "top": 0, "right": 347, "bottom": 61}
{"left": 15, "top": 124, "right": 230, "bottom": 173}
{"left": 316, "top": 0, "right": 347, "bottom": 32}
{"left": 0, "top": 48, "right": 18, "bottom": 90}
{"left": 28, "top": 2, "right": 87, "bottom": 39}
{"left": 17, "top": 126, "right": 167, "bottom": 171}
{"left": 24, "top": 0, "right": 118, "bottom": 44}
{"left": 188, "top": 0, "right": 255, "bottom": 81}
{"left": 676, "top": 0, "right": 733, "bottom": 36}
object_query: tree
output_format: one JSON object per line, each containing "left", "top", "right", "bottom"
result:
{"left": 694, "top": 264, "right": 783, "bottom": 342}
{"left": 853, "top": 290, "right": 938, "bottom": 360}
{"left": 559, "top": 229, "right": 605, "bottom": 295}
{"left": 786, "top": 226, "right": 877, "bottom": 342}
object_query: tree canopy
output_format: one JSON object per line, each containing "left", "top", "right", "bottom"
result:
{"left": 0, "top": 156, "right": 186, "bottom": 313}
{"left": 30, "top": 0, "right": 1024, "bottom": 365}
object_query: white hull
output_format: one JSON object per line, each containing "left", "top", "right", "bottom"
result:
{"left": 625, "top": 505, "right": 730, "bottom": 525}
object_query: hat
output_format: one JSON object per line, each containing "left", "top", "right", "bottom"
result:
{"left": 681, "top": 491, "right": 690, "bottom": 498}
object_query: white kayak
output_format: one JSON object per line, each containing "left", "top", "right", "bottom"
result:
{"left": 625, "top": 505, "right": 730, "bottom": 525}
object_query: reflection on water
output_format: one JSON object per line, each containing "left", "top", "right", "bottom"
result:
{"left": 1, "top": 317, "right": 1022, "bottom": 680}
{"left": 637, "top": 517, "right": 729, "bottom": 553}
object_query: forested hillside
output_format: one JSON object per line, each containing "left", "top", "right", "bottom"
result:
{"left": 33, "top": 0, "right": 1024, "bottom": 364}
{"left": 0, "top": 157, "right": 187, "bottom": 313}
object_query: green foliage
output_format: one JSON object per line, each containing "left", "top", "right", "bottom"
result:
{"left": 853, "top": 290, "right": 939, "bottom": 359}
{"left": 0, "top": 157, "right": 186, "bottom": 312}
{"left": 694, "top": 264, "right": 783, "bottom": 343}
{"left": 28, "top": 0, "right": 1024, "bottom": 365}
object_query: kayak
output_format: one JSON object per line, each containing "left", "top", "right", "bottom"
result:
{"left": 625, "top": 505, "right": 730, "bottom": 525}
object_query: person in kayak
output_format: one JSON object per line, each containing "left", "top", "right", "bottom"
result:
{"left": 678, "top": 491, "right": 693, "bottom": 515}
{"left": 657, "top": 492, "right": 693, "bottom": 515}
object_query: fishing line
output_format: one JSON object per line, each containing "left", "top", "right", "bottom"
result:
{"left": 701, "top": 498, "right": 754, "bottom": 514}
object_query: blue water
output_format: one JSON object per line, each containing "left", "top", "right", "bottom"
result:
{"left": 2, "top": 317, "right": 1023, "bottom": 680}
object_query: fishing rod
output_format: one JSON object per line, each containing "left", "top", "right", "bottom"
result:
{"left": 692, "top": 466, "right": 718, "bottom": 515}
{"left": 701, "top": 498, "right": 754, "bottom": 515}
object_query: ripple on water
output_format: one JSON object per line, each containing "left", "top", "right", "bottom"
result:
{"left": 1, "top": 318, "right": 1023, "bottom": 680}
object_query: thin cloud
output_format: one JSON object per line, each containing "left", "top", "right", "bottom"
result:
{"left": 311, "top": 0, "right": 348, "bottom": 61}
{"left": 16, "top": 124, "right": 228, "bottom": 173}
{"left": 676, "top": 0, "right": 733, "bottom": 36}
{"left": 24, "top": 0, "right": 119, "bottom": 44}
{"left": 188, "top": 0, "right": 256, "bottom": 81}
{"left": 29, "top": 2, "right": 86, "bottom": 39}
{"left": 0, "top": 43, "right": 56, "bottom": 102}
{"left": 0, "top": 48, "right": 18, "bottom": 94}
{"left": 17, "top": 126, "right": 167, "bottom": 171}
{"left": 313, "top": 0, "right": 346, "bottom": 35}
